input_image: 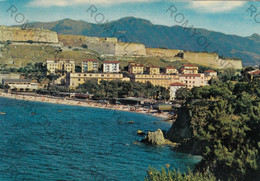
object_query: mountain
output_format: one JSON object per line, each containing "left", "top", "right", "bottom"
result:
{"left": 24, "top": 17, "right": 260, "bottom": 66}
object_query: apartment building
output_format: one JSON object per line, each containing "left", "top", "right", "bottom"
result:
{"left": 47, "top": 59, "right": 75, "bottom": 74}
{"left": 179, "top": 74, "right": 208, "bottom": 89}
{"left": 147, "top": 66, "right": 160, "bottom": 75}
{"left": 82, "top": 59, "right": 99, "bottom": 73}
{"left": 130, "top": 74, "right": 179, "bottom": 89}
{"left": 103, "top": 61, "right": 120, "bottom": 73}
{"left": 128, "top": 62, "right": 145, "bottom": 74}
{"left": 69, "top": 73, "right": 129, "bottom": 88}
{"left": 164, "top": 67, "right": 178, "bottom": 74}
{"left": 180, "top": 64, "right": 198, "bottom": 74}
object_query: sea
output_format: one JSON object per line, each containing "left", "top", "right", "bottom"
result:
{"left": 0, "top": 97, "right": 201, "bottom": 180}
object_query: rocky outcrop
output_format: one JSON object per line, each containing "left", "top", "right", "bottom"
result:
{"left": 142, "top": 129, "right": 166, "bottom": 145}
{"left": 167, "top": 107, "right": 193, "bottom": 142}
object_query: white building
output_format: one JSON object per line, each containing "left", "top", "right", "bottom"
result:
{"left": 103, "top": 61, "right": 120, "bottom": 73}
{"left": 170, "top": 82, "right": 186, "bottom": 100}
{"left": 2, "top": 79, "right": 38, "bottom": 91}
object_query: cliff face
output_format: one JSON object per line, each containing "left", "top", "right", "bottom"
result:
{"left": 0, "top": 26, "right": 58, "bottom": 43}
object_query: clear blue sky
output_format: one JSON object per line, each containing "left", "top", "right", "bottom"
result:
{"left": 0, "top": 0, "right": 259, "bottom": 37}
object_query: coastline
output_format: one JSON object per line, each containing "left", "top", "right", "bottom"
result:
{"left": 0, "top": 92, "right": 172, "bottom": 121}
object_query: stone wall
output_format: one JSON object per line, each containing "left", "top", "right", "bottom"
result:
{"left": 0, "top": 26, "right": 58, "bottom": 43}
{"left": 183, "top": 52, "right": 243, "bottom": 69}
{"left": 146, "top": 48, "right": 179, "bottom": 57}
{"left": 115, "top": 42, "right": 146, "bottom": 56}
{"left": 87, "top": 42, "right": 116, "bottom": 55}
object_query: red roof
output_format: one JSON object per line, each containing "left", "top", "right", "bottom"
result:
{"left": 182, "top": 64, "right": 198, "bottom": 67}
{"left": 248, "top": 70, "right": 260, "bottom": 75}
{"left": 204, "top": 70, "right": 216, "bottom": 73}
{"left": 148, "top": 66, "right": 159, "bottom": 68}
{"left": 165, "top": 66, "right": 176, "bottom": 69}
{"left": 103, "top": 61, "right": 119, "bottom": 64}
{"left": 170, "top": 82, "right": 186, "bottom": 86}
{"left": 179, "top": 74, "right": 201, "bottom": 77}
{"left": 180, "top": 68, "right": 198, "bottom": 71}
{"left": 133, "top": 64, "right": 145, "bottom": 67}
{"left": 83, "top": 59, "right": 98, "bottom": 62}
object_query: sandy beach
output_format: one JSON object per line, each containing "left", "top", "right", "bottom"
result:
{"left": 0, "top": 91, "right": 172, "bottom": 120}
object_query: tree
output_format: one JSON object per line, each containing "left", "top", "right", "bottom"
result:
{"left": 81, "top": 44, "right": 88, "bottom": 49}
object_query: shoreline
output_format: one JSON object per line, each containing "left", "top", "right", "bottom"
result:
{"left": 0, "top": 92, "right": 172, "bottom": 122}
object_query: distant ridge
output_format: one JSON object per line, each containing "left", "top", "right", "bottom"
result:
{"left": 17, "top": 17, "right": 260, "bottom": 66}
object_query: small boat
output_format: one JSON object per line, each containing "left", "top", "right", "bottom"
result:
{"left": 0, "top": 112, "right": 6, "bottom": 115}
{"left": 58, "top": 110, "right": 62, "bottom": 113}
{"left": 31, "top": 113, "right": 37, "bottom": 115}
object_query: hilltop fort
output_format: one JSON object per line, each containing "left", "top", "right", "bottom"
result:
{"left": 0, "top": 26, "right": 58, "bottom": 43}
{"left": 0, "top": 26, "right": 243, "bottom": 69}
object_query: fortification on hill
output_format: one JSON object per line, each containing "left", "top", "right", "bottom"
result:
{"left": 146, "top": 48, "right": 180, "bottom": 57}
{"left": 183, "top": 52, "right": 243, "bottom": 69}
{"left": 0, "top": 26, "right": 58, "bottom": 43}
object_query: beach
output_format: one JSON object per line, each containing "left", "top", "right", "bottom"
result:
{"left": 0, "top": 91, "right": 172, "bottom": 120}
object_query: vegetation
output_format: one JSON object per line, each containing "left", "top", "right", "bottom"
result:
{"left": 76, "top": 79, "right": 170, "bottom": 100}
{"left": 145, "top": 167, "right": 216, "bottom": 181}
{"left": 148, "top": 70, "right": 259, "bottom": 180}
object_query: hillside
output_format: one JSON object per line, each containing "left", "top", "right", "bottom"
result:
{"left": 22, "top": 17, "right": 260, "bottom": 66}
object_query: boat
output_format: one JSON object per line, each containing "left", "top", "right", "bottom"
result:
{"left": 31, "top": 113, "right": 37, "bottom": 115}
{"left": 0, "top": 112, "right": 6, "bottom": 115}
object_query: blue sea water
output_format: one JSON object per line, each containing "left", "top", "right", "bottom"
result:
{"left": 0, "top": 97, "right": 200, "bottom": 180}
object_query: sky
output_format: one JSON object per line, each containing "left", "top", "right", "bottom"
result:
{"left": 0, "top": 0, "right": 259, "bottom": 37}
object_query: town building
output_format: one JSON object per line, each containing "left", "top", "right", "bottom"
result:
{"left": 180, "top": 64, "right": 198, "bottom": 74}
{"left": 247, "top": 69, "right": 260, "bottom": 80}
{"left": 47, "top": 59, "right": 75, "bottom": 74}
{"left": 103, "top": 61, "right": 120, "bottom": 73}
{"left": 2, "top": 79, "right": 38, "bottom": 91}
{"left": 169, "top": 82, "right": 186, "bottom": 100}
{"left": 179, "top": 74, "right": 208, "bottom": 89}
{"left": 82, "top": 59, "right": 99, "bottom": 73}
{"left": 204, "top": 70, "right": 218, "bottom": 77}
{"left": 164, "top": 67, "right": 178, "bottom": 74}
{"left": 147, "top": 66, "right": 160, "bottom": 75}
{"left": 68, "top": 73, "right": 129, "bottom": 88}
{"left": 130, "top": 74, "right": 179, "bottom": 89}
{"left": 128, "top": 62, "right": 145, "bottom": 74}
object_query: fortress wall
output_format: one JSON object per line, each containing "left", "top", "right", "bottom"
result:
{"left": 183, "top": 52, "right": 243, "bottom": 69}
{"left": 115, "top": 42, "right": 146, "bottom": 56}
{"left": 58, "top": 34, "right": 89, "bottom": 46}
{"left": 87, "top": 42, "right": 116, "bottom": 55}
{"left": 0, "top": 26, "right": 58, "bottom": 43}
{"left": 183, "top": 52, "right": 219, "bottom": 68}
{"left": 98, "top": 37, "right": 118, "bottom": 43}
{"left": 217, "top": 59, "right": 243, "bottom": 69}
{"left": 146, "top": 48, "right": 179, "bottom": 57}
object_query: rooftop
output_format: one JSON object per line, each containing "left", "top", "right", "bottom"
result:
{"left": 165, "top": 66, "right": 176, "bottom": 69}
{"left": 170, "top": 82, "right": 186, "bottom": 86}
{"left": 83, "top": 59, "right": 98, "bottom": 62}
{"left": 204, "top": 70, "right": 217, "bottom": 73}
{"left": 182, "top": 64, "right": 198, "bottom": 67}
{"left": 179, "top": 74, "right": 201, "bottom": 77}
{"left": 103, "top": 61, "right": 120, "bottom": 64}
{"left": 3, "top": 79, "right": 31, "bottom": 83}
